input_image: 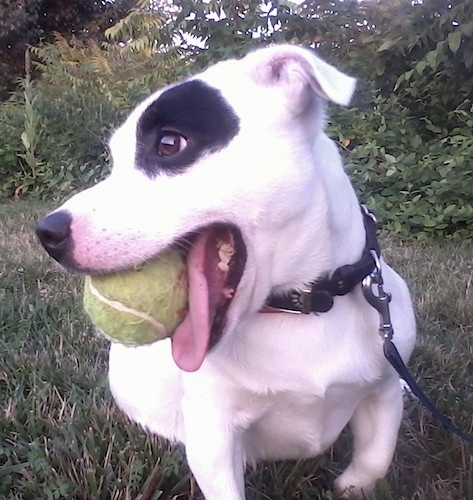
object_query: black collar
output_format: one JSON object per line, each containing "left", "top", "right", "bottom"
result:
{"left": 262, "top": 205, "right": 380, "bottom": 314}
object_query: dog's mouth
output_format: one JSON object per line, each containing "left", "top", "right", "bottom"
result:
{"left": 171, "top": 224, "right": 247, "bottom": 372}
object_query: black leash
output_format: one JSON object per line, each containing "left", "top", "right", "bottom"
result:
{"left": 361, "top": 214, "right": 473, "bottom": 446}
{"left": 384, "top": 339, "right": 473, "bottom": 444}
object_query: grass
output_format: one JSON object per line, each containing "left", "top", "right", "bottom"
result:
{"left": 1, "top": 199, "right": 472, "bottom": 500}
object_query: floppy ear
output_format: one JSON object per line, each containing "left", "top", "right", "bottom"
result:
{"left": 246, "top": 45, "right": 356, "bottom": 108}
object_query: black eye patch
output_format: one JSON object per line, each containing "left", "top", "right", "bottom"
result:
{"left": 135, "top": 79, "right": 240, "bottom": 177}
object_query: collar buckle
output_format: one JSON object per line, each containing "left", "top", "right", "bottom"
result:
{"left": 300, "top": 288, "right": 313, "bottom": 314}
{"left": 262, "top": 288, "right": 312, "bottom": 314}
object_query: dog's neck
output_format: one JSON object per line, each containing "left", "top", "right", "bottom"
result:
{"left": 263, "top": 205, "right": 378, "bottom": 314}
{"left": 252, "top": 134, "right": 367, "bottom": 312}
{"left": 247, "top": 195, "right": 364, "bottom": 318}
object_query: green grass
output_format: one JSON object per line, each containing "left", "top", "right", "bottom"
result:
{"left": 1, "top": 199, "right": 472, "bottom": 500}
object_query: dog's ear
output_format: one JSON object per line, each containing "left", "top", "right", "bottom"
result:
{"left": 247, "top": 45, "right": 356, "bottom": 108}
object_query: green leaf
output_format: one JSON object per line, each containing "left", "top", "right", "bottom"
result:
{"left": 20, "top": 131, "right": 30, "bottom": 150}
{"left": 415, "top": 61, "right": 427, "bottom": 75}
{"left": 423, "top": 218, "right": 437, "bottom": 228}
{"left": 376, "top": 60, "right": 385, "bottom": 76}
{"left": 426, "top": 50, "right": 437, "bottom": 70}
{"left": 444, "top": 204, "right": 457, "bottom": 215}
{"left": 448, "top": 31, "right": 462, "bottom": 54}
{"left": 460, "top": 22, "right": 473, "bottom": 37}
{"left": 377, "top": 37, "right": 402, "bottom": 52}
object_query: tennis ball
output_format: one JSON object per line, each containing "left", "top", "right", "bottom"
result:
{"left": 83, "top": 251, "right": 188, "bottom": 346}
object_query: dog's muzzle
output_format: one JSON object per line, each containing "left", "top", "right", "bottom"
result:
{"left": 36, "top": 212, "right": 248, "bottom": 372}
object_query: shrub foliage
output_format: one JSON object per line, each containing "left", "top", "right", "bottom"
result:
{"left": 0, "top": 0, "right": 472, "bottom": 239}
{"left": 329, "top": 97, "right": 473, "bottom": 240}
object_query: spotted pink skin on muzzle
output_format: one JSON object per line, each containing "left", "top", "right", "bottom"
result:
{"left": 66, "top": 214, "right": 155, "bottom": 273}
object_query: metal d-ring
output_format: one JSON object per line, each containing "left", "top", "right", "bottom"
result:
{"left": 361, "top": 204, "right": 378, "bottom": 225}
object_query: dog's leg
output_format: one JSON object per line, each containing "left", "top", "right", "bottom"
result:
{"left": 334, "top": 376, "right": 403, "bottom": 496}
{"left": 182, "top": 396, "right": 246, "bottom": 500}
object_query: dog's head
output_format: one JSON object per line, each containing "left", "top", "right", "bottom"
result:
{"left": 37, "top": 45, "right": 355, "bottom": 371}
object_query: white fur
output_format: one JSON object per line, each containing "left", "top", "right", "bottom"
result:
{"left": 52, "top": 45, "right": 416, "bottom": 498}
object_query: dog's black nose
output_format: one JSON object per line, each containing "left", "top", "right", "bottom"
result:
{"left": 36, "top": 211, "right": 72, "bottom": 262}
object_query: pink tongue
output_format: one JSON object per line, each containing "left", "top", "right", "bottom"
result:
{"left": 171, "top": 231, "right": 224, "bottom": 372}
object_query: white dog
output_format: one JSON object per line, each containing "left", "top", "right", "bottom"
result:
{"left": 36, "top": 45, "right": 416, "bottom": 498}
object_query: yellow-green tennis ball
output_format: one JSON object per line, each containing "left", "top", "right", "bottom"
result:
{"left": 83, "top": 251, "right": 188, "bottom": 346}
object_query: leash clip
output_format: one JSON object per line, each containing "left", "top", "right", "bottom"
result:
{"left": 360, "top": 203, "right": 377, "bottom": 225}
{"left": 362, "top": 250, "right": 394, "bottom": 340}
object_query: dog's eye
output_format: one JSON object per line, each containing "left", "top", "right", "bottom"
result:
{"left": 157, "top": 133, "right": 187, "bottom": 157}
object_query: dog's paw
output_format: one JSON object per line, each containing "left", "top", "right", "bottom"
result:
{"left": 334, "top": 471, "right": 376, "bottom": 499}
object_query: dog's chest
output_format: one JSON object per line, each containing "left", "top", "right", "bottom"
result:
{"left": 214, "top": 305, "right": 382, "bottom": 394}
{"left": 237, "top": 383, "right": 369, "bottom": 463}
{"left": 109, "top": 334, "right": 373, "bottom": 460}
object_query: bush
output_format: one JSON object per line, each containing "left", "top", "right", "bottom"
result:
{"left": 1, "top": 33, "right": 472, "bottom": 240}
{"left": 0, "top": 83, "right": 113, "bottom": 200}
{"left": 328, "top": 96, "right": 473, "bottom": 240}
{"left": 0, "top": 35, "right": 182, "bottom": 200}
{"left": 0, "top": 97, "right": 25, "bottom": 198}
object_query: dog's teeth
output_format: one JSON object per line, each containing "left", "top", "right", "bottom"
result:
{"left": 216, "top": 240, "right": 235, "bottom": 273}
{"left": 222, "top": 287, "right": 235, "bottom": 299}
{"left": 218, "top": 261, "right": 230, "bottom": 272}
